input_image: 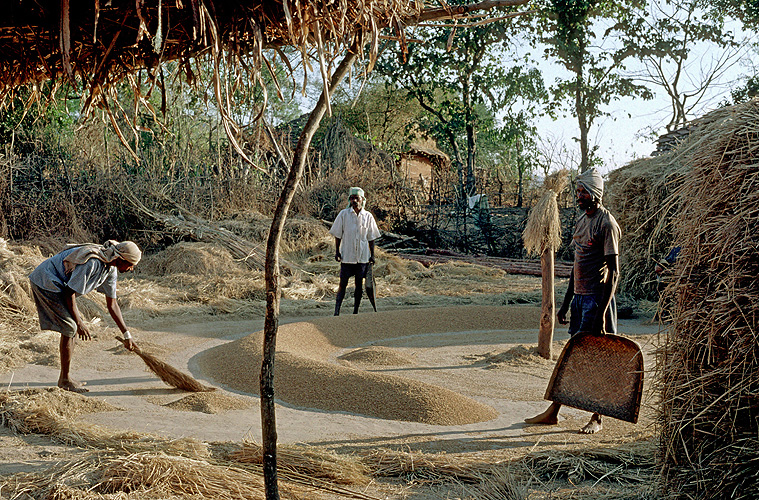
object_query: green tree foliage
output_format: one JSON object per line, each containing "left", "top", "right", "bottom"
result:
{"left": 376, "top": 6, "right": 546, "bottom": 200}
{"left": 329, "top": 75, "right": 424, "bottom": 152}
{"left": 536, "top": 0, "right": 653, "bottom": 171}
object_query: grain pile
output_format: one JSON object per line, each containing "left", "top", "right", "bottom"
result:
{"left": 338, "top": 346, "right": 416, "bottom": 366}
{"left": 657, "top": 99, "right": 759, "bottom": 499}
{"left": 165, "top": 392, "right": 254, "bottom": 414}
{"left": 197, "top": 305, "right": 540, "bottom": 425}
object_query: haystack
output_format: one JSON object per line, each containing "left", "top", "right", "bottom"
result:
{"left": 656, "top": 99, "right": 759, "bottom": 499}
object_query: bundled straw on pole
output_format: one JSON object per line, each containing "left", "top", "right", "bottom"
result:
{"left": 523, "top": 169, "right": 569, "bottom": 359}
{"left": 116, "top": 337, "right": 215, "bottom": 393}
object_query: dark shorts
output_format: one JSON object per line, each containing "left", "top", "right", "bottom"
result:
{"left": 30, "top": 283, "right": 76, "bottom": 337}
{"left": 568, "top": 294, "right": 617, "bottom": 336}
{"left": 339, "top": 263, "right": 369, "bottom": 280}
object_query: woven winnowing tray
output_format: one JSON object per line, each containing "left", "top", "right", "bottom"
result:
{"left": 545, "top": 332, "right": 644, "bottom": 423}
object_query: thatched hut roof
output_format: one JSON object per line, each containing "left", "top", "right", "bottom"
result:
{"left": 0, "top": 1, "right": 422, "bottom": 93}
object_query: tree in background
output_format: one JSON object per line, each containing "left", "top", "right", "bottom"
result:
{"left": 377, "top": 5, "right": 539, "bottom": 200}
{"left": 536, "top": 0, "right": 653, "bottom": 172}
{"left": 628, "top": 0, "right": 749, "bottom": 133}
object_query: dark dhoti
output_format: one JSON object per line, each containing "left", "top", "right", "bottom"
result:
{"left": 30, "top": 283, "right": 76, "bottom": 337}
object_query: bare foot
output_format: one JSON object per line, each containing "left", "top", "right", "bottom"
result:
{"left": 524, "top": 408, "right": 559, "bottom": 425}
{"left": 58, "top": 380, "right": 89, "bottom": 393}
{"left": 579, "top": 415, "right": 602, "bottom": 434}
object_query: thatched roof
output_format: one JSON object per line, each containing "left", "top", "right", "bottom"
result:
{"left": 0, "top": 1, "right": 421, "bottom": 92}
{"left": 0, "top": 0, "right": 529, "bottom": 161}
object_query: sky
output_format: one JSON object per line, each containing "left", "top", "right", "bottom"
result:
{"left": 523, "top": 18, "right": 753, "bottom": 175}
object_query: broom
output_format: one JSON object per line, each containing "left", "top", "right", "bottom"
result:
{"left": 116, "top": 337, "right": 215, "bottom": 392}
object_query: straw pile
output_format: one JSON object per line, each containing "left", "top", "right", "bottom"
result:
{"left": 604, "top": 104, "right": 752, "bottom": 299}
{"left": 657, "top": 99, "right": 759, "bottom": 499}
{"left": 0, "top": 388, "right": 208, "bottom": 457}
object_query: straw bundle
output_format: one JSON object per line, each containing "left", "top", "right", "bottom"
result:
{"left": 523, "top": 169, "right": 568, "bottom": 255}
{"left": 358, "top": 448, "right": 498, "bottom": 483}
{"left": 230, "top": 441, "right": 371, "bottom": 485}
{"left": 657, "top": 99, "right": 759, "bottom": 499}
{"left": 117, "top": 337, "right": 215, "bottom": 393}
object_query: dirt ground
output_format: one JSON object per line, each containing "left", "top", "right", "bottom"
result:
{"left": 0, "top": 241, "right": 664, "bottom": 498}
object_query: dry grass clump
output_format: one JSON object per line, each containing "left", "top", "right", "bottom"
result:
{"left": 230, "top": 441, "right": 372, "bottom": 486}
{"left": 137, "top": 242, "right": 247, "bottom": 277}
{"left": 0, "top": 238, "right": 41, "bottom": 330}
{"left": 220, "top": 213, "right": 331, "bottom": 254}
{"left": 657, "top": 99, "right": 759, "bottom": 499}
{"left": 0, "top": 388, "right": 208, "bottom": 458}
{"left": 359, "top": 448, "right": 499, "bottom": 483}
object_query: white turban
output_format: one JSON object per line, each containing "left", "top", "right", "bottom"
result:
{"left": 577, "top": 168, "right": 604, "bottom": 201}
{"left": 63, "top": 240, "right": 142, "bottom": 274}
{"left": 348, "top": 187, "right": 366, "bottom": 209}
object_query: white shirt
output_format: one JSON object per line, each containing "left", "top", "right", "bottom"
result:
{"left": 329, "top": 207, "right": 381, "bottom": 264}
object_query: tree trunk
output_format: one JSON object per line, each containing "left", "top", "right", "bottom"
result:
{"left": 260, "top": 49, "right": 358, "bottom": 500}
{"left": 538, "top": 247, "right": 555, "bottom": 359}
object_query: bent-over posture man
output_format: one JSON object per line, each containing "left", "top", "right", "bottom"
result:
{"left": 29, "top": 240, "right": 142, "bottom": 393}
{"left": 525, "top": 168, "right": 621, "bottom": 434}
{"left": 329, "top": 187, "right": 381, "bottom": 316}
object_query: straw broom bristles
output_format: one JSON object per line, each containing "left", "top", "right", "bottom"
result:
{"left": 117, "top": 337, "right": 215, "bottom": 393}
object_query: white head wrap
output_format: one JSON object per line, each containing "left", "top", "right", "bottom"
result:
{"left": 63, "top": 240, "right": 142, "bottom": 274}
{"left": 576, "top": 168, "right": 604, "bottom": 201}
{"left": 348, "top": 187, "right": 366, "bottom": 209}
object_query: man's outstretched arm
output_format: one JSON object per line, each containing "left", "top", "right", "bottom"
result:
{"left": 592, "top": 255, "right": 619, "bottom": 334}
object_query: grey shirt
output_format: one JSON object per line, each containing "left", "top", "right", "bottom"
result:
{"left": 29, "top": 247, "right": 118, "bottom": 298}
{"left": 572, "top": 206, "right": 621, "bottom": 296}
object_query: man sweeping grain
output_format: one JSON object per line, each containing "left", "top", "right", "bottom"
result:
{"left": 330, "top": 187, "right": 381, "bottom": 316}
{"left": 28, "top": 240, "right": 142, "bottom": 393}
{"left": 525, "top": 168, "right": 621, "bottom": 434}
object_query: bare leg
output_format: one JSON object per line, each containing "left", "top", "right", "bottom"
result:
{"left": 58, "top": 335, "right": 88, "bottom": 393}
{"left": 579, "top": 413, "right": 602, "bottom": 434}
{"left": 524, "top": 402, "right": 561, "bottom": 425}
{"left": 334, "top": 275, "right": 350, "bottom": 316}
{"left": 353, "top": 275, "right": 364, "bottom": 314}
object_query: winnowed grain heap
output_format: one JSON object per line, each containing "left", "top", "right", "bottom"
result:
{"left": 658, "top": 99, "right": 759, "bottom": 499}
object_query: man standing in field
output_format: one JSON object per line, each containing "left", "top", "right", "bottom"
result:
{"left": 28, "top": 240, "right": 142, "bottom": 393}
{"left": 330, "top": 187, "right": 381, "bottom": 316}
{"left": 525, "top": 168, "right": 621, "bottom": 434}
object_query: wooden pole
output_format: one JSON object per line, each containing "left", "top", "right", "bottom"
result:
{"left": 538, "top": 246, "right": 555, "bottom": 359}
{"left": 260, "top": 49, "right": 358, "bottom": 500}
